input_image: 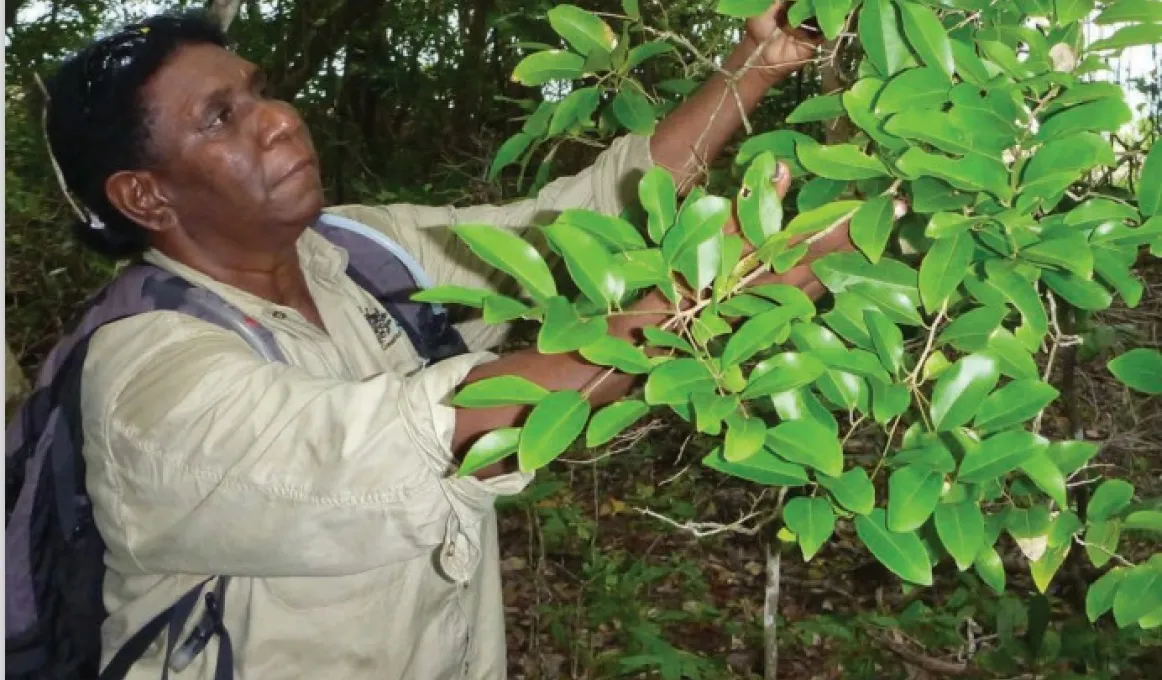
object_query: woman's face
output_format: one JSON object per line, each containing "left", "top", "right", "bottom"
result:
{"left": 124, "top": 42, "right": 324, "bottom": 252}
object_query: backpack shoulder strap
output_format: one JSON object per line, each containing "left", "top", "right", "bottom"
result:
{"left": 313, "top": 212, "right": 468, "bottom": 364}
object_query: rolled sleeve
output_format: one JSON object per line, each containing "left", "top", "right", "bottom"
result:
{"left": 81, "top": 311, "right": 529, "bottom": 581}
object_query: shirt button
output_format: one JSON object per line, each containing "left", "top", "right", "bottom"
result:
{"left": 270, "top": 310, "right": 287, "bottom": 320}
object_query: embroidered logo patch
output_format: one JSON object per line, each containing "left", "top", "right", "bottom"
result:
{"left": 362, "top": 308, "right": 399, "bottom": 349}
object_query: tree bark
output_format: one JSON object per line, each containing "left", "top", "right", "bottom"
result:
{"left": 763, "top": 546, "right": 781, "bottom": 680}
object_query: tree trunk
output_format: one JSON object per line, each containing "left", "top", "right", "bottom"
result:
{"left": 763, "top": 546, "right": 782, "bottom": 680}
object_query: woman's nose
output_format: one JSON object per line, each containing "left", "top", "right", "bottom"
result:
{"left": 258, "top": 99, "right": 302, "bottom": 148}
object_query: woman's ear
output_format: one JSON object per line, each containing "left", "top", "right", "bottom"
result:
{"left": 105, "top": 170, "right": 178, "bottom": 233}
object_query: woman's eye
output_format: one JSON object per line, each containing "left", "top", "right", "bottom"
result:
{"left": 207, "top": 106, "right": 232, "bottom": 128}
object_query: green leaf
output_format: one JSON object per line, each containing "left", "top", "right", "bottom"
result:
{"left": 1096, "top": 0, "right": 1162, "bottom": 23}
{"left": 1108, "top": 348, "right": 1162, "bottom": 396}
{"left": 951, "top": 39, "right": 993, "bottom": 88}
{"left": 1055, "top": 0, "right": 1096, "bottom": 23}
{"left": 612, "top": 88, "right": 656, "bottom": 135}
{"left": 929, "top": 353, "right": 1000, "bottom": 432}
{"left": 459, "top": 427, "right": 521, "bottom": 477}
{"left": 1050, "top": 439, "right": 1100, "bottom": 476}
{"left": 784, "top": 497, "right": 837, "bottom": 561}
{"left": 489, "top": 132, "right": 534, "bottom": 179}
{"left": 796, "top": 178, "right": 848, "bottom": 215}
{"left": 538, "top": 297, "right": 608, "bottom": 353}
{"left": 626, "top": 40, "right": 675, "bottom": 70}
{"left": 1022, "top": 234, "right": 1094, "bottom": 279}
{"left": 876, "top": 67, "right": 953, "bottom": 115}
{"left": 919, "top": 230, "right": 974, "bottom": 314}
{"left": 1088, "top": 480, "right": 1134, "bottom": 521}
{"left": 860, "top": 0, "right": 910, "bottom": 76}
{"left": 935, "top": 501, "right": 986, "bottom": 571}
{"left": 1041, "top": 270, "right": 1113, "bottom": 311}
{"left": 855, "top": 509, "right": 934, "bottom": 586}
{"left": 974, "top": 548, "right": 1006, "bottom": 595}
{"left": 866, "top": 309, "right": 905, "bottom": 377}
{"left": 798, "top": 143, "right": 889, "bottom": 180}
{"left": 1113, "top": 564, "right": 1162, "bottom": 628}
{"left": 771, "top": 387, "right": 839, "bottom": 435}
{"left": 1030, "top": 543, "right": 1070, "bottom": 594}
{"left": 454, "top": 223, "right": 557, "bottom": 303}
{"left": 643, "top": 327, "right": 694, "bottom": 353}
{"left": 1125, "top": 511, "right": 1162, "bottom": 533}
{"left": 883, "top": 109, "right": 999, "bottom": 160}
{"left": 483, "top": 294, "right": 532, "bottom": 324}
{"left": 724, "top": 413, "right": 768, "bottom": 462}
{"left": 512, "top": 50, "right": 586, "bottom": 86}
{"left": 663, "top": 194, "right": 731, "bottom": 264}
{"left": 812, "top": 348, "right": 891, "bottom": 383}
{"left": 615, "top": 249, "right": 667, "bottom": 290}
{"left": 703, "top": 447, "right": 810, "bottom": 486}
{"left": 786, "top": 201, "right": 864, "bottom": 236}
{"left": 737, "top": 152, "right": 784, "bottom": 248}
{"left": 1024, "top": 133, "right": 1115, "bottom": 187}
{"left": 1036, "top": 98, "right": 1133, "bottom": 143}
{"left": 549, "top": 87, "right": 601, "bottom": 135}
{"left": 815, "top": 0, "right": 855, "bottom": 40}
{"left": 1050, "top": 511, "right": 1084, "bottom": 548}
{"left": 579, "top": 336, "right": 652, "bottom": 374}
{"left": 586, "top": 400, "right": 649, "bottom": 447}
{"left": 818, "top": 468, "right": 876, "bottom": 515}
{"left": 786, "top": 93, "right": 846, "bottom": 124}
{"left": 872, "top": 378, "right": 910, "bottom": 423}
{"left": 548, "top": 5, "right": 615, "bottom": 56}
{"left": 1086, "top": 568, "right": 1127, "bottom": 622}
{"left": 518, "top": 390, "right": 591, "bottom": 472}
{"left": 557, "top": 209, "right": 647, "bottom": 252}
{"left": 736, "top": 130, "right": 819, "bottom": 176}
{"left": 644, "top": 358, "right": 716, "bottom": 405}
{"left": 1008, "top": 505, "right": 1052, "bottom": 540}
{"left": 843, "top": 79, "right": 910, "bottom": 152}
{"left": 543, "top": 223, "right": 625, "bottom": 306}
{"left": 676, "top": 231, "right": 723, "bottom": 293}
{"left": 973, "top": 380, "right": 1060, "bottom": 433}
{"left": 715, "top": 0, "right": 772, "bottom": 18}
{"left": 743, "top": 351, "right": 828, "bottom": 398}
{"left": 722, "top": 308, "right": 798, "bottom": 368}
{"left": 750, "top": 284, "right": 817, "bottom": 320}
{"left": 896, "top": 441, "right": 957, "bottom": 473}
{"left": 766, "top": 419, "right": 843, "bottom": 477}
{"left": 639, "top": 167, "right": 677, "bottom": 243}
{"left": 1089, "top": 23, "right": 1162, "bottom": 51}
{"left": 895, "top": 148, "right": 1012, "bottom": 202}
{"left": 986, "top": 262, "right": 1049, "bottom": 351}
{"left": 940, "top": 306, "right": 1009, "bottom": 352}
{"left": 1094, "top": 250, "right": 1144, "bottom": 307}
{"left": 453, "top": 375, "right": 550, "bottom": 408}
{"left": 1085, "top": 519, "right": 1121, "bottom": 568}
{"left": 411, "top": 285, "right": 491, "bottom": 308}
{"left": 959, "top": 429, "right": 1049, "bottom": 483}
{"left": 888, "top": 465, "right": 945, "bottom": 533}
{"left": 898, "top": 2, "right": 955, "bottom": 78}
{"left": 1019, "top": 453, "right": 1069, "bottom": 507}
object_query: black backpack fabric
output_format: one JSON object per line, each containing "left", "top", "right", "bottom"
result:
{"left": 5, "top": 213, "right": 469, "bottom": 679}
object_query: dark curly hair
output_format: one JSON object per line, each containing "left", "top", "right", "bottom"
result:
{"left": 45, "top": 11, "right": 229, "bottom": 259}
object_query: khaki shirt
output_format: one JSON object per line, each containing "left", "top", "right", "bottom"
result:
{"left": 82, "top": 134, "right": 653, "bottom": 680}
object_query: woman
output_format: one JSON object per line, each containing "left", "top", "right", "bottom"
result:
{"left": 30, "top": 6, "right": 851, "bottom": 679}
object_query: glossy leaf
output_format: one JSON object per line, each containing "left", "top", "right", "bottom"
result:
{"left": 1030, "top": 544, "right": 1070, "bottom": 594}
{"left": 939, "top": 306, "right": 1009, "bottom": 352}
{"left": 919, "top": 230, "right": 974, "bottom": 314}
{"left": 1055, "top": 0, "right": 1096, "bottom": 23}
{"left": 723, "top": 413, "right": 767, "bottom": 462}
{"left": 860, "top": 0, "right": 910, "bottom": 76}
{"left": 1113, "top": 564, "right": 1162, "bottom": 628}
{"left": 639, "top": 167, "right": 677, "bottom": 243}
{"left": 579, "top": 336, "right": 652, "bottom": 375}
{"left": 786, "top": 201, "right": 863, "bottom": 236}
{"left": 1108, "top": 348, "right": 1162, "bottom": 395}
{"left": 974, "top": 548, "right": 1006, "bottom": 595}
{"left": 512, "top": 50, "right": 586, "bottom": 86}
{"left": 798, "top": 143, "right": 889, "bottom": 180}
{"left": 888, "top": 465, "right": 944, "bottom": 533}
{"left": 549, "top": 87, "right": 600, "bottom": 135}
{"left": 786, "top": 93, "right": 846, "bottom": 123}
{"left": 453, "top": 375, "right": 550, "bottom": 407}
{"left": 929, "top": 353, "right": 1000, "bottom": 431}
{"left": 898, "top": 2, "right": 955, "bottom": 78}
{"left": 538, "top": 297, "right": 608, "bottom": 353}
{"left": 489, "top": 133, "right": 534, "bottom": 179}
{"left": 743, "top": 351, "right": 828, "bottom": 398}
{"left": 715, "top": 0, "right": 772, "bottom": 18}
{"left": 454, "top": 224, "right": 557, "bottom": 303}
{"left": 1019, "top": 453, "right": 1069, "bottom": 507}
{"left": 1085, "top": 519, "right": 1121, "bottom": 568}
{"left": 626, "top": 41, "right": 675, "bottom": 70}
{"left": 543, "top": 222, "right": 625, "bottom": 305}
{"left": 1141, "top": 135, "right": 1162, "bottom": 216}
{"left": 612, "top": 88, "right": 656, "bottom": 135}
{"left": 518, "top": 390, "right": 591, "bottom": 472}
{"left": 855, "top": 509, "right": 934, "bottom": 586}
{"left": 959, "top": 429, "right": 1049, "bottom": 483}
{"left": 895, "top": 148, "right": 1012, "bottom": 201}
{"left": 586, "top": 400, "right": 649, "bottom": 447}
{"left": 483, "top": 295, "right": 532, "bottom": 324}
{"left": 1086, "top": 568, "right": 1127, "bottom": 622}
{"left": 663, "top": 195, "right": 731, "bottom": 264}
{"left": 547, "top": 5, "right": 614, "bottom": 55}
{"left": 766, "top": 419, "right": 843, "bottom": 477}
{"left": 935, "top": 500, "right": 986, "bottom": 571}
{"left": 1089, "top": 23, "right": 1162, "bottom": 51}
{"left": 1042, "top": 270, "right": 1113, "bottom": 311}
{"left": 737, "top": 152, "right": 784, "bottom": 248}
{"left": 722, "top": 308, "right": 797, "bottom": 367}
{"left": 1050, "top": 439, "right": 1101, "bottom": 476}
{"left": 1022, "top": 233, "right": 1094, "bottom": 278}
{"left": 1088, "top": 480, "right": 1134, "bottom": 521}
{"left": 644, "top": 358, "right": 716, "bottom": 405}
{"left": 784, "top": 497, "right": 836, "bottom": 561}
{"left": 557, "top": 209, "right": 647, "bottom": 252}
{"left": 459, "top": 428, "right": 521, "bottom": 477}
{"left": 818, "top": 468, "right": 876, "bottom": 515}
{"left": 1096, "top": 0, "right": 1162, "bottom": 23}
{"left": 973, "top": 380, "right": 1060, "bottom": 433}
{"left": 411, "top": 285, "right": 490, "bottom": 308}
{"left": 814, "top": 0, "right": 855, "bottom": 40}
{"left": 703, "top": 447, "right": 810, "bottom": 486}
{"left": 875, "top": 67, "right": 953, "bottom": 115}
{"left": 866, "top": 309, "right": 905, "bottom": 377}
{"left": 1036, "top": 98, "right": 1133, "bottom": 142}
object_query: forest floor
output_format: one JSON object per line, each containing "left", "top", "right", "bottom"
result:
{"left": 5, "top": 228, "right": 1161, "bottom": 680}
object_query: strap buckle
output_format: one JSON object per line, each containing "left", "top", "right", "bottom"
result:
{"left": 167, "top": 591, "right": 224, "bottom": 673}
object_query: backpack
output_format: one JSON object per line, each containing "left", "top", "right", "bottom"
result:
{"left": 5, "top": 212, "right": 469, "bottom": 680}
